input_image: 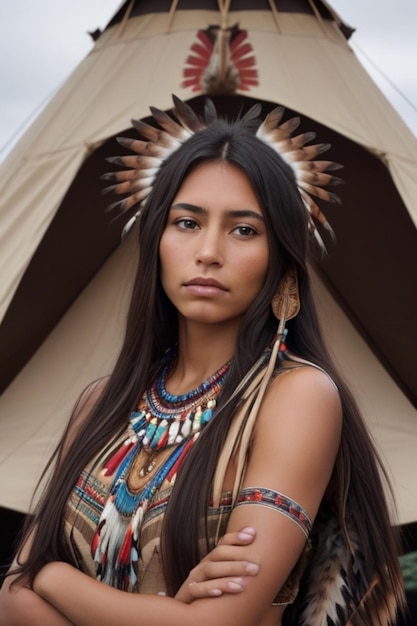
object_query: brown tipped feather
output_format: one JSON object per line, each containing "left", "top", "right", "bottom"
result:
{"left": 240, "top": 102, "right": 262, "bottom": 126}
{"left": 130, "top": 119, "right": 161, "bottom": 141}
{"left": 297, "top": 514, "right": 402, "bottom": 626}
{"left": 150, "top": 107, "right": 192, "bottom": 141}
{"left": 259, "top": 106, "right": 285, "bottom": 132}
{"left": 296, "top": 160, "right": 343, "bottom": 173}
{"left": 171, "top": 95, "right": 205, "bottom": 132}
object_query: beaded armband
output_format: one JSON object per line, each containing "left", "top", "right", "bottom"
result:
{"left": 235, "top": 487, "right": 312, "bottom": 538}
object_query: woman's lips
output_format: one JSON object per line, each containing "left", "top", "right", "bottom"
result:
{"left": 183, "top": 277, "right": 228, "bottom": 296}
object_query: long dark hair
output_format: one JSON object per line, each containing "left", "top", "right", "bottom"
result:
{"left": 13, "top": 118, "right": 404, "bottom": 620}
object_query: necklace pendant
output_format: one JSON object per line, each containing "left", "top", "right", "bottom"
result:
{"left": 202, "top": 398, "right": 216, "bottom": 425}
{"left": 180, "top": 411, "right": 193, "bottom": 438}
{"left": 201, "top": 408, "right": 212, "bottom": 424}
{"left": 137, "top": 427, "right": 146, "bottom": 440}
{"left": 130, "top": 409, "right": 146, "bottom": 428}
{"left": 192, "top": 406, "right": 202, "bottom": 433}
{"left": 151, "top": 419, "right": 169, "bottom": 450}
{"left": 143, "top": 417, "right": 158, "bottom": 448}
{"left": 156, "top": 430, "right": 169, "bottom": 449}
{"left": 168, "top": 419, "right": 180, "bottom": 445}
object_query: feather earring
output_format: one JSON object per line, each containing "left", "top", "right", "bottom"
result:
{"left": 271, "top": 265, "right": 300, "bottom": 336}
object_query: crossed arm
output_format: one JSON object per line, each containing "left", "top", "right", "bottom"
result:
{"left": 0, "top": 529, "right": 259, "bottom": 626}
{"left": 1, "top": 366, "right": 342, "bottom": 626}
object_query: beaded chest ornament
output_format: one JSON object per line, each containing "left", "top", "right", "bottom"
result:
{"left": 90, "top": 347, "right": 229, "bottom": 590}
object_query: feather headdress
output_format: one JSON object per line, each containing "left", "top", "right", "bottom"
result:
{"left": 102, "top": 95, "right": 343, "bottom": 246}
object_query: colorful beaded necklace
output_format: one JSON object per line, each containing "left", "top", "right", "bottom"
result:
{"left": 91, "top": 346, "right": 229, "bottom": 590}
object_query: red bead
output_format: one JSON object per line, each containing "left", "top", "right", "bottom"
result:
{"left": 102, "top": 440, "right": 134, "bottom": 477}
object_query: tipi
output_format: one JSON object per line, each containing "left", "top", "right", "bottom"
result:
{"left": 0, "top": 0, "right": 416, "bottom": 533}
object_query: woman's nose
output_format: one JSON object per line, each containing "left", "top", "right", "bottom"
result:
{"left": 195, "top": 229, "right": 223, "bottom": 266}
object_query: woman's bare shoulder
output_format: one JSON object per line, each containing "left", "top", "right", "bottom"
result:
{"left": 254, "top": 362, "right": 342, "bottom": 469}
{"left": 270, "top": 361, "right": 340, "bottom": 408}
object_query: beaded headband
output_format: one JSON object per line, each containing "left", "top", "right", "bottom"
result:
{"left": 102, "top": 95, "right": 343, "bottom": 246}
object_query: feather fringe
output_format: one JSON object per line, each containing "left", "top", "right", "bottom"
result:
{"left": 282, "top": 512, "right": 402, "bottom": 626}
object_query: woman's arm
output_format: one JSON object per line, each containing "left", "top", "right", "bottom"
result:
{"left": 33, "top": 366, "right": 342, "bottom": 626}
{"left": 33, "top": 533, "right": 261, "bottom": 626}
{"left": 0, "top": 526, "right": 75, "bottom": 625}
{"left": 0, "top": 568, "right": 74, "bottom": 626}
{"left": 0, "top": 528, "right": 257, "bottom": 625}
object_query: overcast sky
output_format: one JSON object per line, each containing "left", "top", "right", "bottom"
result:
{"left": 0, "top": 0, "right": 416, "bottom": 162}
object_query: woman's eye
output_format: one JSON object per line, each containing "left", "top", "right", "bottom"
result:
{"left": 233, "top": 225, "right": 257, "bottom": 237}
{"left": 176, "top": 218, "right": 199, "bottom": 230}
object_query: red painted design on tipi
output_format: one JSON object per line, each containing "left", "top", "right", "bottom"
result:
{"left": 182, "top": 24, "right": 259, "bottom": 95}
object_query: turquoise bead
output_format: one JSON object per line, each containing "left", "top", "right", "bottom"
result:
{"left": 201, "top": 408, "right": 212, "bottom": 424}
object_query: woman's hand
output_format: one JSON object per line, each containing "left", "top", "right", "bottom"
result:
{"left": 174, "top": 527, "right": 259, "bottom": 603}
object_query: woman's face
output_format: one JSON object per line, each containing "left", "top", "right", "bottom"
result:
{"left": 159, "top": 161, "right": 269, "bottom": 329}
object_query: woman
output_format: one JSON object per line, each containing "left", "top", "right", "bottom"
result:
{"left": 0, "top": 97, "right": 405, "bottom": 625}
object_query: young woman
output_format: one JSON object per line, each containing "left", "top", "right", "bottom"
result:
{"left": 0, "top": 97, "right": 405, "bottom": 625}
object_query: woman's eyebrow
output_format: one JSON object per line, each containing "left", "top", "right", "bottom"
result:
{"left": 226, "top": 209, "right": 265, "bottom": 222}
{"left": 171, "top": 202, "right": 206, "bottom": 214}
{"left": 170, "top": 203, "right": 264, "bottom": 222}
